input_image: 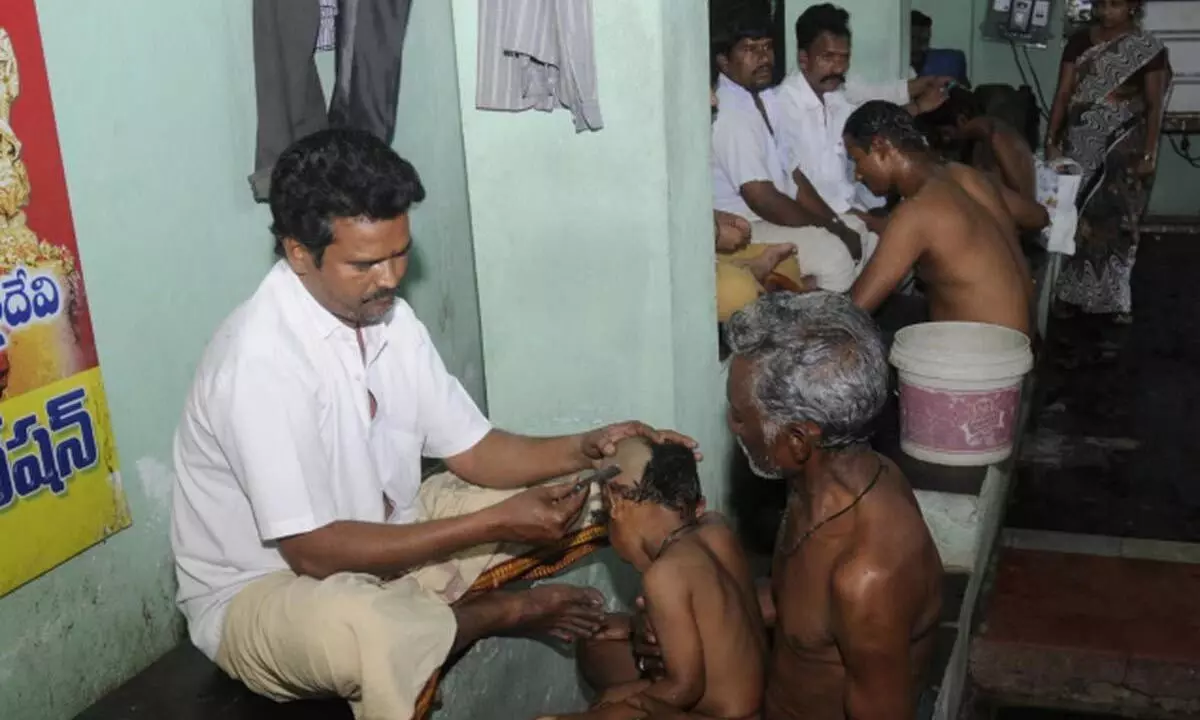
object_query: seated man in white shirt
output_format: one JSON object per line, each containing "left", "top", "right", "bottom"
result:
{"left": 774, "top": 4, "right": 950, "bottom": 243}
{"left": 711, "top": 13, "right": 868, "bottom": 296}
{"left": 171, "top": 128, "right": 699, "bottom": 719}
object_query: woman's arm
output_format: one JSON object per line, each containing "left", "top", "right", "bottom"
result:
{"left": 1046, "top": 59, "right": 1078, "bottom": 155}
{"left": 1140, "top": 60, "right": 1169, "bottom": 174}
{"left": 1046, "top": 33, "right": 1086, "bottom": 155}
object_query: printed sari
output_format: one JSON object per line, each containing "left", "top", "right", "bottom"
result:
{"left": 1054, "top": 29, "right": 1170, "bottom": 316}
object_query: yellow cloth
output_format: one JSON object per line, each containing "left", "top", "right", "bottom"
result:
{"left": 214, "top": 472, "right": 604, "bottom": 720}
{"left": 716, "top": 244, "right": 805, "bottom": 322}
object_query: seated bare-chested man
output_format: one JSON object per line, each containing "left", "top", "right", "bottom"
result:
{"left": 918, "top": 87, "right": 1049, "bottom": 233}
{"left": 549, "top": 439, "right": 767, "bottom": 720}
{"left": 622, "top": 292, "right": 943, "bottom": 720}
{"left": 843, "top": 101, "right": 1035, "bottom": 336}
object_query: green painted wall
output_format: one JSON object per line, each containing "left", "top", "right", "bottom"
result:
{"left": 0, "top": 4, "right": 264, "bottom": 718}
{"left": 912, "top": 0, "right": 1200, "bottom": 216}
{"left": 0, "top": 2, "right": 482, "bottom": 719}
{"left": 431, "top": 1, "right": 730, "bottom": 717}
{"left": 387, "top": 1, "right": 485, "bottom": 404}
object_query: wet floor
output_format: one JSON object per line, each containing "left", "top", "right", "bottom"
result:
{"left": 1008, "top": 233, "right": 1200, "bottom": 542}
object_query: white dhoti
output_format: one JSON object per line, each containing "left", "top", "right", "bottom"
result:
{"left": 750, "top": 213, "right": 879, "bottom": 293}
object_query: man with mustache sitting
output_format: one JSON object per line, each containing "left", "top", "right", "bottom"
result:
{"left": 772, "top": 4, "right": 950, "bottom": 263}
{"left": 711, "top": 12, "right": 869, "bottom": 298}
{"left": 711, "top": 8, "right": 949, "bottom": 304}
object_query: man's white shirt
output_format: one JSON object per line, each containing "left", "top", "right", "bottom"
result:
{"left": 171, "top": 261, "right": 491, "bottom": 660}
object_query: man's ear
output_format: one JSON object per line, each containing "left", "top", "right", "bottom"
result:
{"left": 783, "top": 421, "right": 823, "bottom": 466}
{"left": 715, "top": 52, "right": 731, "bottom": 76}
{"left": 283, "top": 237, "right": 316, "bottom": 276}
{"left": 870, "top": 135, "right": 896, "bottom": 160}
{"left": 797, "top": 49, "right": 810, "bottom": 72}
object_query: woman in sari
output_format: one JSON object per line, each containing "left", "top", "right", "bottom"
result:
{"left": 1046, "top": 0, "right": 1171, "bottom": 323}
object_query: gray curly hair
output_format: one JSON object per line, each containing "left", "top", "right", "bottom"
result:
{"left": 725, "top": 291, "right": 889, "bottom": 448}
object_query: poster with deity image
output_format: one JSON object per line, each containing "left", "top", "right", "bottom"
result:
{"left": 0, "top": 1, "right": 128, "bottom": 596}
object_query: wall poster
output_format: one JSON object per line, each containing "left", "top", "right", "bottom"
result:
{"left": 0, "top": 1, "right": 129, "bottom": 596}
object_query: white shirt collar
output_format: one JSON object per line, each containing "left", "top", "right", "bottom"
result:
{"left": 782, "top": 71, "right": 824, "bottom": 110}
{"left": 274, "top": 260, "right": 389, "bottom": 363}
{"left": 782, "top": 71, "right": 856, "bottom": 114}
{"left": 715, "top": 73, "right": 760, "bottom": 112}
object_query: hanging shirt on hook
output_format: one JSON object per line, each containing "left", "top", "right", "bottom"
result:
{"left": 476, "top": 0, "right": 604, "bottom": 132}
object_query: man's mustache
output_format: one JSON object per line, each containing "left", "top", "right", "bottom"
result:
{"left": 823, "top": 74, "right": 846, "bottom": 85}
{"left": 365, "top": 288, "right": 398, "bottom": 303}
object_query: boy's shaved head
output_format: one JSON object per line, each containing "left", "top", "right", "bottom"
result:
{"left": 607, "top": 437, "right": 701, "bottom": 517}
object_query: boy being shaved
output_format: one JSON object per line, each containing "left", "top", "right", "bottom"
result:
{"left": 543, "top": 438, "right": 767, "bottom": 720}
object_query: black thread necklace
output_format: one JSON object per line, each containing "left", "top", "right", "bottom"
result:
{"left": 654, "top": 519, "right": 699, "bottom": 559}
{"left": 776, "top": 458, "right": 885, "bottom": 557}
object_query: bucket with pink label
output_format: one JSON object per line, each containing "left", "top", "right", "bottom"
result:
{"left": 889, "top": 322, "right": 1033, "bottom": 467}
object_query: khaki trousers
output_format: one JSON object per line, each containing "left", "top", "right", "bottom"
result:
{"left": 214, "top": 472, "right": 602, "bottom": 720}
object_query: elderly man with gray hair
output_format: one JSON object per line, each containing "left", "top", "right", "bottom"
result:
{"left": 727, "top": 291, "right": 942, "bottom": 720}
{"left": 626, "top": 292, "right": 943, "bottom": 720}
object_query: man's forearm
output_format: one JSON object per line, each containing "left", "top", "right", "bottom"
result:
{"left": 280, "top": 512, "right": 500, "bottom": 580}
{"left": 793, "top": 170, "right": 843, "bottom": 228}
{"left": 850, "top": 210, "right": 888, "bottom": 236}
{"left": 448, "top": 429, "right": 588, "bottom": 490}
{"left": 745, "top": 188, "right": 821, "bottom": 228}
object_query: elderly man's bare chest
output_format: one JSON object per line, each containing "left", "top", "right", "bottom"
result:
{"left": 770, "top": 528, "right": 844, "bottom": 663}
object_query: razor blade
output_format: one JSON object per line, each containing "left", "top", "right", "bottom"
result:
{"left": 574, "top": 465, "right": 622, "bottom": 493}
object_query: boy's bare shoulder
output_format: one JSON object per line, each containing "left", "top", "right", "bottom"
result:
{"left": 645, "top": 520, "right": 732, "bottom": 586}
{"left": 696, "top": 514, "right": 745, "bottom": 550}
{"left": 643, "top": 549, "right": 695, "bottom": 598}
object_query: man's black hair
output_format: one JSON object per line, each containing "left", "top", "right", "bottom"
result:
{"left": 269, "top": 128, "right": 425, "bottom": 266}
{"left": 711, "top": 8, "right": 773, "bottom": 75}
{"left": 794, "top": 3, "right": 851, "bottom": 55}
{"left": 911, "top": 10, "right": 933, "bottom": 28}
{"left": 629, "top": 442, "right": 702, "bottom": 517}
{"left": 844, "top": 100, "right": 931, "bottom": 153}
{"left": 919, "top": 86, "right": 983, "bottom": 129}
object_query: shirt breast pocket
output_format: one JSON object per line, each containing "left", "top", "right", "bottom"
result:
{"left": 374, "top": 425, "right": 425, "bottom": 524}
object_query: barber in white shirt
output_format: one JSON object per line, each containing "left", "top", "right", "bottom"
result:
{"left": 171, "top": 129, "right": 699, "bottom": 718}
{"left": 775, "top": 4, "right": 950, "bottom": 243}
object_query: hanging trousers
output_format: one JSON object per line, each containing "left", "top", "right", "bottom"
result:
{"left": 250, "top": 0, "right": 413, "bottom": 201}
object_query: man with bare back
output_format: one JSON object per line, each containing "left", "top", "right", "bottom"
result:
{"left": 625, "top": 292, "right": 943, "bottom": 720}
{"left": 918, "top": 87, "right": 1049, "bottom": 235}
{"left": 843, "top": 101, "right": 1035, "bottom": 336}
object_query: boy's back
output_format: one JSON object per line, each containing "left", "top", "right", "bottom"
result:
{"left": 642, "top": 514, "right": 767, "bottom": 719}
{"left": 553, "top": 439, "right": 767, "bottom": 720}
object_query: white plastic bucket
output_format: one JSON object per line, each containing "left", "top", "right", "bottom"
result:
{"left": 889, "top": 322, "right": 1033, "bottom": 467}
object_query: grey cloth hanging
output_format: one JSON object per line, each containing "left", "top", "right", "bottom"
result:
{"left": 250, "top": 0, "right": 413, "bottom": 202}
